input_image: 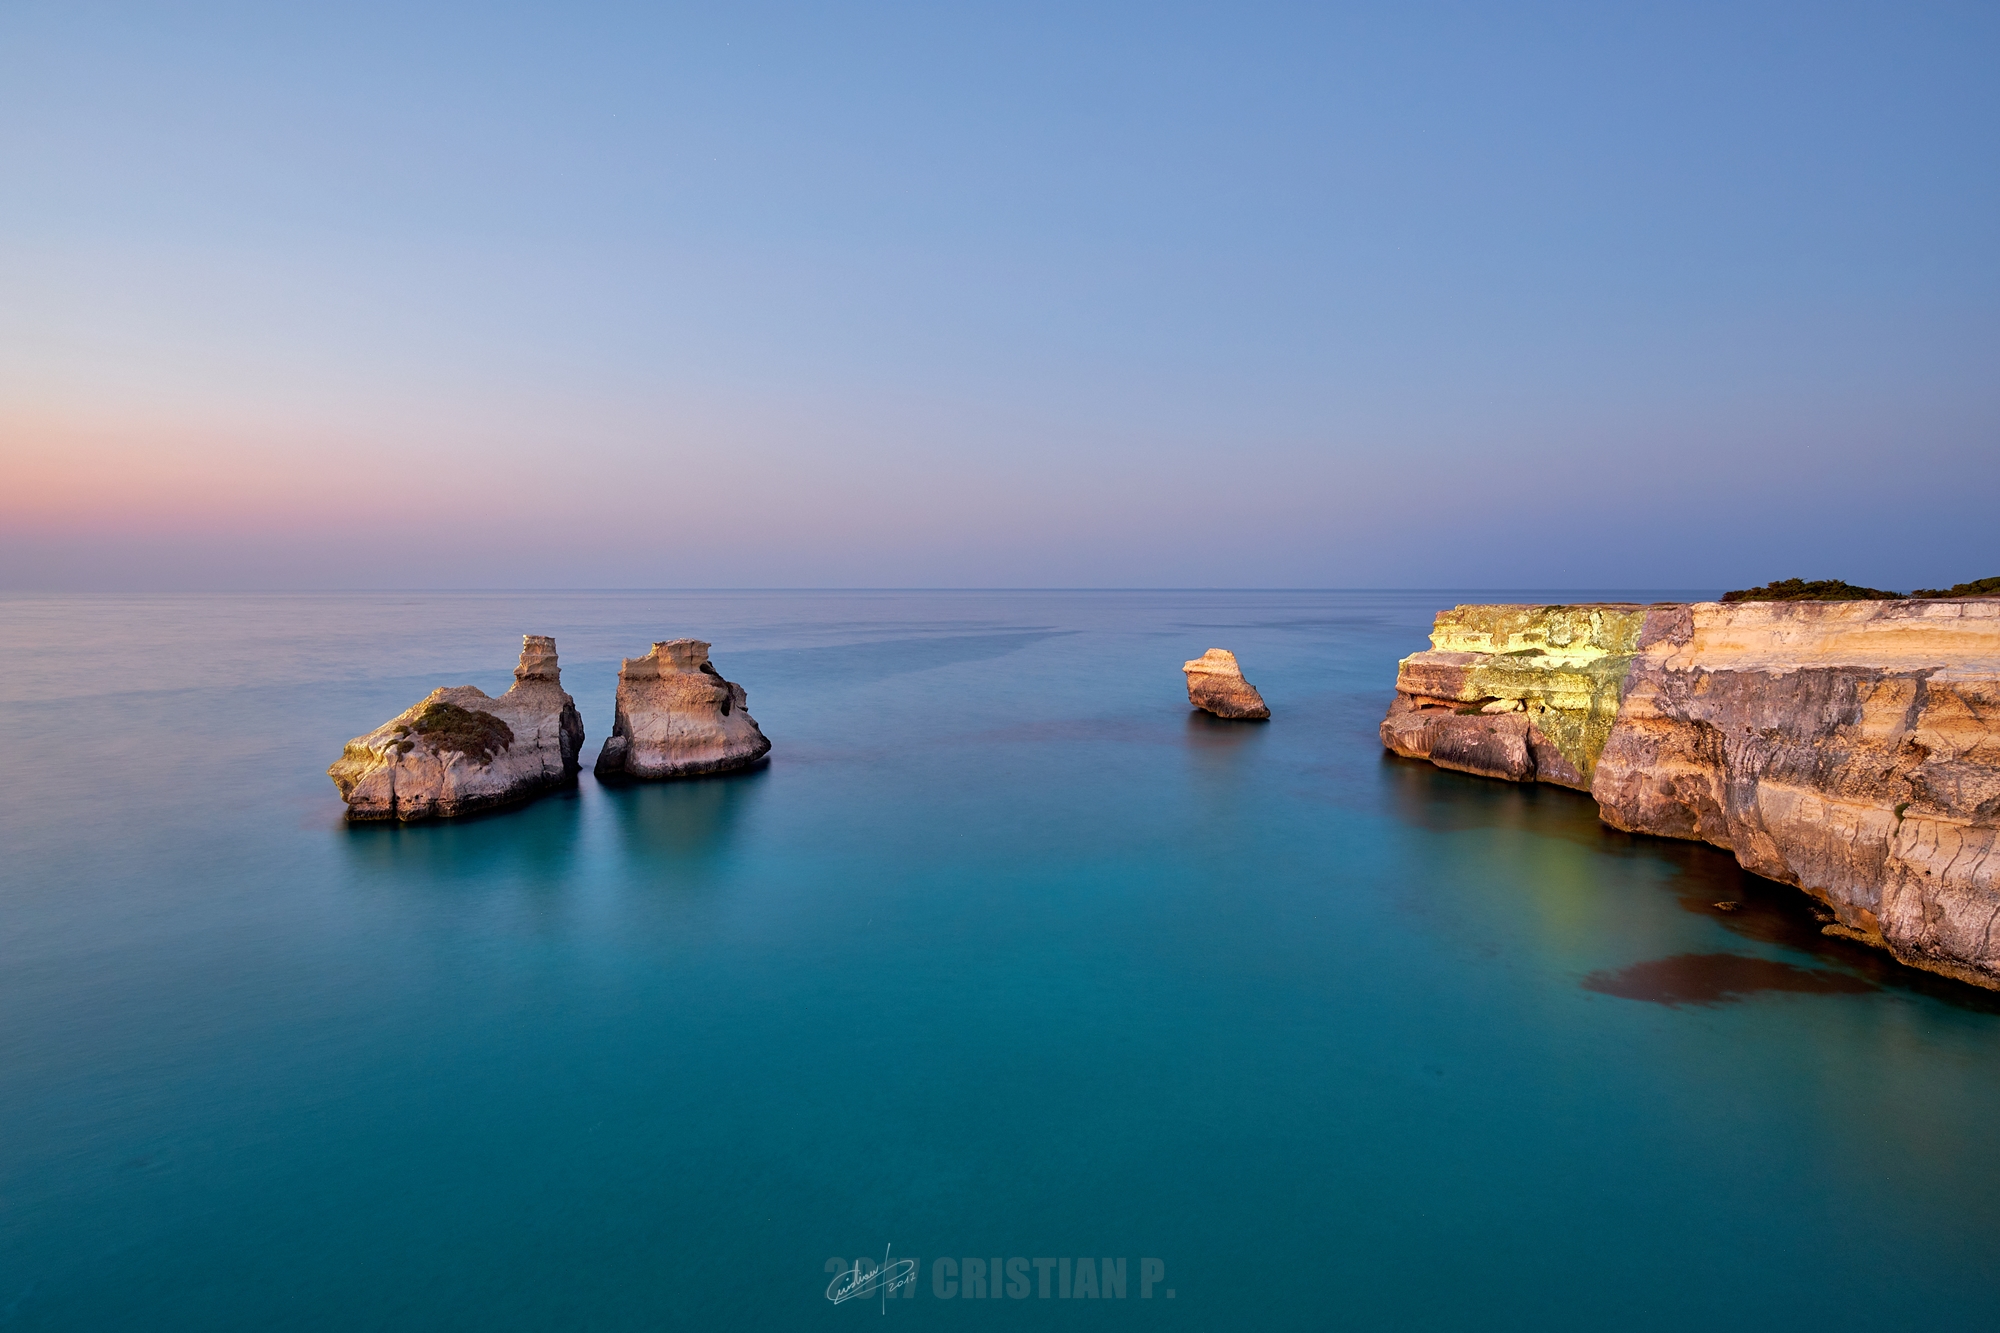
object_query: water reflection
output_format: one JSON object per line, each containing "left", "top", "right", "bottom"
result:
{"left": 602, "top": 765, "right": 766, "bottom": 867}
{"left": 1183, "top": 708, "right": 1269, "bottom": 754}
{"left": 1379, "top": 752, "right": 1609, "bottom": 849}
{"left": 335, "top": 785, "right": 584, "bottom": 885}
{"left": 1380, "top": 753, "right": 2000, "bottom": 1012}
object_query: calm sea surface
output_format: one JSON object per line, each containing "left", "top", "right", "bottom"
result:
{"left": 3, "top": 590, "right": 1997, "bottom": 1330}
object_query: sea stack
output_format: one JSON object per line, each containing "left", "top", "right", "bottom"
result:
{"left": 1381, "top": 599, "right": 2000, "bottom": 990}
{"left": 593, "top": 639, "right": 772, "bottom": 781}
{"left": 1184, "top": 649, "right": 1271, "bottom": 720}
{"left": 329, "top": 635, "right": 586, "bottom": 821}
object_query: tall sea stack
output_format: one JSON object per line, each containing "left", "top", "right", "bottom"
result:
{"left": 594, "top": 639, "right": 772, "bottom": 781}
{"left": 329, "top": 635, "right": 586, "bottom": 821}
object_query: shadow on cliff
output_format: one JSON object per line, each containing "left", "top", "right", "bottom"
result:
{"left": 334, "top": 783, "right": 584, "bottom": 885}
{"left": 1379, "top": 753, "right": 2000, "bottom": 1014}
{"left": 600, "top": 763, "right": 768, "bottom": 869}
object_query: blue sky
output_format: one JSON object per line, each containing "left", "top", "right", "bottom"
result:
{"left": 2, "top": 1, "right": 1995, "bottom": 589}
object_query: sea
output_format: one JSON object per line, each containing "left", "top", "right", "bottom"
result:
{"left": 2, "top": 589, "right": 1997, "bottom": 1330}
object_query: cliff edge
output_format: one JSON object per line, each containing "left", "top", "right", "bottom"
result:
{"left": 1383, "top": 601, "right": 2000, "bottom": 989}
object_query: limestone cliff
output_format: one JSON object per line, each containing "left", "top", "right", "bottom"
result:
{"left": 1379, "top": 604, "right": 1648, "bottom": 789}
{"left": 593, "top": 639, "right": 771, "bottom": 781}
{"left": 1184, "top": 649, "right": 1271, "bottom": 720}
{"left": 1593, "top": 600, "right": 2000, "bottom": 989}
{"left": 330, "top": 635, "right": 586, "bottom": 821}
{"left": 1383, "top": 601, "right": 2000, "bottom": 989}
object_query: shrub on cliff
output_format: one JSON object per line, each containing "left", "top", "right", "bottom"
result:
{"left": 1910, "top": 576, "right": 2000, "bottom": 598}
{"left": 395, "top": 700, "right": 515, "bottom": 766}
{"left": 1721, "top": 578, "right": 1903, "bottom": 603}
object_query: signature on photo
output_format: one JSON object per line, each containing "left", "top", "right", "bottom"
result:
{"left": 826, "top": 1246, "right": 918, "bottom": 1308}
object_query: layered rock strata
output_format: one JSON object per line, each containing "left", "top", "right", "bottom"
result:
{"left": 1184, "top": 649, "right": 1270, "bottom": 720}
{"left": 594, "top": 639, "right": 772, "bottom": 780}
{"left": 1379, "top": 604, "right": 1648, "bottom": 789}
{"left": 330, "top": 635, "right": 585, "bottom": 821}
{"left": 1383, "top": 600, "right": 2000, "bottom": 989}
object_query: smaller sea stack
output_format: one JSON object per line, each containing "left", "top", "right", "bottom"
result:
{"left": 1183, "top": 648, "right": 1270, "bottom": 720}
{"left": 594, "top": 639, "right": 772, "bottom": 780}
{"left": 329, "top": 635, "right": 586, "bottom": 821}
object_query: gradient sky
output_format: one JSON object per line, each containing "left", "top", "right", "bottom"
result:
{"left": 3, "top": 1, "right": 1995, "bottom": 590}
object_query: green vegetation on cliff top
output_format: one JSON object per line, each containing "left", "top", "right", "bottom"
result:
{"left": 1721, "top": 577, "right": 2000, "bottom": 602}
{"left": 1909, "top": 576, "right": 2000, "bottom": 598}
{"left": 1722, "top": 578, "right": 1902, "bottom": 602}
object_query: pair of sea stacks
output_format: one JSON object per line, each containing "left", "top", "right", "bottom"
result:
{"left": 329, "top": 636, "right": 770, "bottom": 822}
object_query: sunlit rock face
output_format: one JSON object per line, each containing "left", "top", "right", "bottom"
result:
{"left": 329, "top": 635, "right": 585, "bottom": 821}
{"left": 1183, "top": 649, "right": 1270, "bottom": 720}
{"left": 1384, "top": 600, "right": 2000, "bottom": 990}
{"left": 1593, "top": 599, "right": 2000, "bottom": 990}
{"left": 593, "top": 639, "right": 772, "bottom": 781}
{"left": 1379, "top": 604, "right": 1650, "bottom": 789}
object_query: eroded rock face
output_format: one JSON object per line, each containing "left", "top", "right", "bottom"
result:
{"left": 1184, "top": 649, "right": 1270, "bottom": 720}
{"left": 1382, "top": 600, "right": 2000, "bottom": 989}
{"left": 329, "top": 635, "right": 585, "bottom": 821}
{"left": 1593, "top": 599, "right": 2000, "bottom": 989}
{"left": 1379, "top": 604, "right": 1650, "bottom": 790}
{"left": 594, "top": 639, "right": 771, "bottom": 780}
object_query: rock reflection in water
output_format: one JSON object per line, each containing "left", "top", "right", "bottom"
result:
{"left": 336, "top": 785, "right": 584, "bottom": 885}
{"left": 603, "top": 765, "right": 766, "bottom": 866}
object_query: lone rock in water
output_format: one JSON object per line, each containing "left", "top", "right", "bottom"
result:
{"left": 594, "top": 639, "right": 772, "bottom": 780}
{"left": 1184, "top": 648, "right": 1271, "bottom": 720}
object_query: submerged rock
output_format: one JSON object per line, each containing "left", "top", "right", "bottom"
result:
{"left": 593, "top": 639, "right": 771, "bottom": 781}
{"left": 329, "top": 635, "right": 585, "bottom": 821}
{"left": 1183, "top": 649, "right": 1270, "bottom": 720}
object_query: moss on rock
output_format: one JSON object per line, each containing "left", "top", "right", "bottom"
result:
{"left": 408, "top": 699, "right": 514, "bottom": 766}
{"left": 1421, "top": 605, "right": 1651, "bottom": 785}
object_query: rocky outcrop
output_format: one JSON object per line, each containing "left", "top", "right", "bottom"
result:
{"left": 1184, "top": 649, "right": 1270, "bottom": 720}
{"left": 1383, "top": 601, "right": 2000, "bottom": 990}
{"left": 594, "top": 639, "right": 771, "bottom": 780}
{"left": 1379, "top": 604, "right": 1648, "bottom": 789}
{"left": 330, "top": 635, "right": 585, "bottom": 821}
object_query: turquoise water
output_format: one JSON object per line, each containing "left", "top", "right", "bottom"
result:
{"left": 3, "top": 590, "right": 1997, "bottom": 1330}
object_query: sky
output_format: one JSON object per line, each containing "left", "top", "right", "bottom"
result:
{"left": 2, "top": 1, "right": 1995, "bottom": 591}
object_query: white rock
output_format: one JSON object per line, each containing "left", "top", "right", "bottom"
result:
{"left": 329, "top": 635, "right": 585, "bottom": 821}
{"left": 594, "top": 639, "right": 772, "bottom": 780}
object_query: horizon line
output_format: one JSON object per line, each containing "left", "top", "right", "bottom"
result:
{"left": 0, "top": 585, "right": 1728, "bottom": 596}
